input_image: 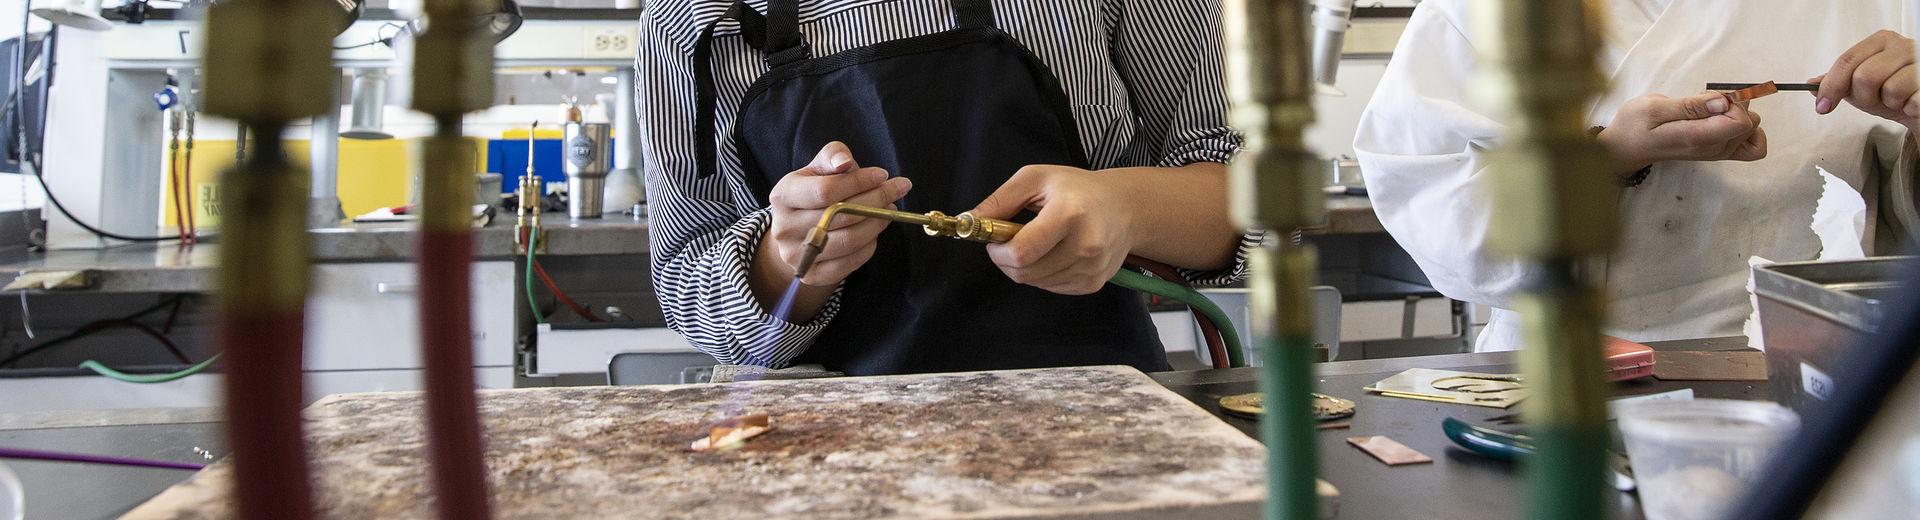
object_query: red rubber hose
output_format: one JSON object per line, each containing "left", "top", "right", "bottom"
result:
{"left": 532, "top": 260, "right": 604, "bottom": 322}
{"left": 419, "top": 229, "right": 492, "bottom": 519}
{"left": 1125, "top": 255, "right": 1231, "bottom": 369}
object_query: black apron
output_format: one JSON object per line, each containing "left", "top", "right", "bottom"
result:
{"left": 695, "top": 0, "right": 1168, "bottom": 375}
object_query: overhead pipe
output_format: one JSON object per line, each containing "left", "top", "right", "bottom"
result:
{"left": 310, "top": 73, "right": 345, "bottom": 229}
{"left": 343, "top": 68, "right": 395, "bottom": 140}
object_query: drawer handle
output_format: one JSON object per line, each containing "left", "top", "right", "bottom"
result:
{"left": 375, "top": 282, "right": 419, "bottom": 294}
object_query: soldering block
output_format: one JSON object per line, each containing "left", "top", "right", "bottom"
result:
{"left": 123, "top": 366, "right": 1273, "bottom": 520}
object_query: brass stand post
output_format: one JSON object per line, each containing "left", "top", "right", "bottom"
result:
{"left": 1220, "top": 1, "right": 1324, "bottom": 518}
{"left": 199, "top": 0, "right": 342, "bottom": 517}
{"left": 413, "top": 0, "right": 498, "bottom": 517}
{"left": 1474, "top": 1, "right": 1618, "bottom": 518}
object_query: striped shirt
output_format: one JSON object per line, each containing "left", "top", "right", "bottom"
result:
{"left": 635, "top": 0, "right": 1255, "bottom": 367}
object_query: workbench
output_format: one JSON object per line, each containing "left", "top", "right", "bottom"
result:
{"left": 0, "top": 214, "right": 649, "bottom": 294}
{"left": 0, "top": 194, "right": 1384, "bottom": 295}
{"left": 1152, "top": 336, "right": 1759, "bottom": 519}
{"left": 0, "top": 337, "right": 1757, "bottom": 518}
{"left": 1315, "top": 193, "right": 1385, "bottom": 236}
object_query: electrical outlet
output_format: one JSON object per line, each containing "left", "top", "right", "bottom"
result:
{"left": 584, "top": 27, "right": 639, "bottom": 58}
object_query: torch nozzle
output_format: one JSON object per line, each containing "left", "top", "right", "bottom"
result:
{"left": 790, "top": 202, "right": 1025, "bottom": 280}
{"left": 793, "top": 226, "right": 828, "bottom": 280}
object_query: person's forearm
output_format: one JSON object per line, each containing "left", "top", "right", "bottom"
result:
{"left": 749, "top": 234, "right": 838, "bottom": 323}
{"left": 1110, "top": 162, "right": 1242, "bottom": 271}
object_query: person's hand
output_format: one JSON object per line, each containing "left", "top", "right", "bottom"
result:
{"left": 1813, "top": 30, "right": 1918, "bottom": 133}
{"left": 762, "top": 141, "right": 913, "bottom": 287}
{"left": 969, "top": 165, "right": 1138, "bottom": 295}
{"left": 1596, "top": 92, "right": 1767, "bottom": 176}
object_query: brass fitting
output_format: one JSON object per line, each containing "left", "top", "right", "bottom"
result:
{"left": 200, "top": 0, "right": 341, "bottom": 123}
{"left": 793, "top": 226, "right": 828, "bottom": 280}
{"left": 923, "top": 211, "right": 1022, "bottom": 243}
{"left": 790, "top": 202, "right": 1024, "bottom": 280}
{"left": 1222, "top": 0, "right": 1323, "bottom": 232}
{"left": 411, "top": 0, "right": 496, "bottom": 114}
{"left": 1477, "top": 0, "right": 1617, "bottom": 257}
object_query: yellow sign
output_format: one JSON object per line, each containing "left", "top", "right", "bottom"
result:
{"left": 162, "top": 137, "right": 489, "bottom": 228}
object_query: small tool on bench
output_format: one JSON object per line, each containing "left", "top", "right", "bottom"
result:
{"left": 1705, "top": 82, "right": 1819, "bottom": 92}
{"left": 1441, "top": 417, "right": 1637, "bottom": 491}
{"left": 1706, "top": 81, "right": 1819, "bottom": 103}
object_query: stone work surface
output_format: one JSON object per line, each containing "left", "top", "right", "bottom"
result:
{"left": 124, "top": 366, "right": 1265, "bottom": 519}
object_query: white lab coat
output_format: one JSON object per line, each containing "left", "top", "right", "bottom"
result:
{"left": 1356, "top": 0, "right": 1918, "bottom": 351}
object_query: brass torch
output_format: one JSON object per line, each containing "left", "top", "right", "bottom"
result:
{"left": 199, "top": 0, "right": 342, "bottom": 517}
{"left": 791, "top": 202, "right": 1021, "bottom": 279}
{"left": 411, "top": 0, "right": 497, "bottom": 517}
{"left": 1219, "top": 0, "right": 1324, "bottom": 519}
{"left": 1474, "top": 1, "right": 1618, "bottom": 518}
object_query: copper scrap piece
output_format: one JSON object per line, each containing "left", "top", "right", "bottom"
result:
{"left": 1721, "top": 81, "right": 1780, "bottom": 103}
{"left": 690, "top": 413, "right": 772, "bottom": 453}
{"left": 1347, "top": 435, "right": 1432, "bottom": 466}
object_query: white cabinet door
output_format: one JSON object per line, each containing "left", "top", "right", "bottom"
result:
{"left": 305, "top": 261, "right": 515, "bottom": 371}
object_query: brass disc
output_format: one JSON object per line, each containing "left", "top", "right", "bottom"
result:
{"left": 1219, "top": 392, "right": 1356, "bottom": 421}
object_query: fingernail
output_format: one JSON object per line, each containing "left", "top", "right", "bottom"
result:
{"left": 893, "top": 177, "right": 913, "bottom": 197}
{"left": 828, "top": 153, "right": 853, "bottom": 172}
{"left": 1706, "top": 96, "right": 1729, "bottom": 114}
{"left": 865, "top": 169, "right": 887, "bottom": 183}
{"left": 1816, "top": 97, "right": 1835, "bottom": 114}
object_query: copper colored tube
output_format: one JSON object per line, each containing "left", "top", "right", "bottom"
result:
{"left": 1706, "top": 82, "right": 1817, "bottom": 92}
{"left": 1721, "top": 81, "right": 1780, "bottom": 103}
{"left": 182, "top": 112, "right": 199, "bottom": 244}
{"left": 215, "top": 131, "right": 315, "bottom": 520}
{"left": 533, "top": 259, "right": 604, "bottom": 322}
{"left": 792, "top": 203, "right": 932, "bottom": 280}
{"left": 166, "top": 113, "right": 188, "bottom": 241}
{"left": 419, "top": 128, "right": 494, "bottom": 519}
{"left": 792, "top": 202, "right": 1024, "bottom": 279}
{"left": 410, "top": 0, "right": 498, "bottom": 514}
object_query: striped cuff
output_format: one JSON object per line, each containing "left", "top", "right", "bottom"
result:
{"left": 1158, "top": 126, "right": 1244, "bottom": 168}
{"left": 713, "top": 210, "right": 844, "bottom": 368}
{"left": 1162, "top": 125, "right": 1252, "bottom": 286}
{"left": 1177, "top": 229, "right": 1264, "bottom": 287}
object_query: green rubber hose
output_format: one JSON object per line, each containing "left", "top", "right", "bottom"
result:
{"left": 526, "top": 226, "right": 545, "bottom": 325}
{"left": 79, "top": 354, "right": 221, "bottom": 384}
{"left": 1108, "top": 269, "right": 1246, "bottom": 368}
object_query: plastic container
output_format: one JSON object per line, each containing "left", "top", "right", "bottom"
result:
{"left": 1618, "top": 399, "right": 1800, "bottom": 520}
{"left": 0, "top": 460, "right": 21, "bottom": 520}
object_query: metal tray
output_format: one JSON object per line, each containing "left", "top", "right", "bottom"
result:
{"left": 1752, "top": 256, "right": 1912, "bottom": 334}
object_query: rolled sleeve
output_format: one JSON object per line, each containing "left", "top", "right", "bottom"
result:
{"left": 650, "top": 206, "right": 844, "bottom": 368}
{"left": 1109, "top": 0, "right": 1245, "bottom": 168}
{"left": 1110, "top": 0, "right": 1255, "bottom": 284}
{"left": 1175, "top": 230, "right": 1264, "bottom": 286}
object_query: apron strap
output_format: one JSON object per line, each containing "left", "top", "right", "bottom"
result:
{"left": 693, "top": 0, "right": 990, "bottom": 179}
{"left": 762, "top": 0, "right": 812, "bottom": 68}
{"left": 953, "top": 0, "right": 995, "bottom": 28}
{"left": 694, "top": 1, "right": 768, "bottom": 179}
